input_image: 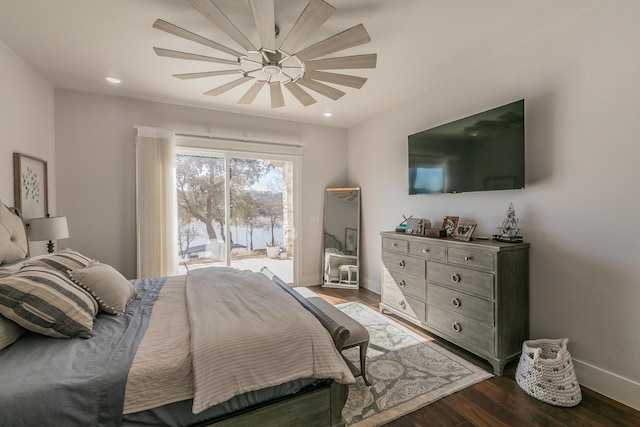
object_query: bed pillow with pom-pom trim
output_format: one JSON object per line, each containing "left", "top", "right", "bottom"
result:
{"left": 68, "top": 262, "right": 137, "bottom": 315}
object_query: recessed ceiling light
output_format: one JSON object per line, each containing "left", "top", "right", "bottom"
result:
{"left": 105, "top": 76, "right": 122, "bottom": 84}
{"left": 323, "top": 112, "right": 333, "bottom": 117}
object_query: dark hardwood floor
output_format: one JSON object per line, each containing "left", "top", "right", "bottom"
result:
{"left": 308, "top": 285, "right": 640, "bottom": 427}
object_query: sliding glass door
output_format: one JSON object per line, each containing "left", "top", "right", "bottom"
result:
{"left": 175, "top": 149, "right": 295, "bottom": 283}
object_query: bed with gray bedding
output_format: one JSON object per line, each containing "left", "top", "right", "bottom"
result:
{"left": 0, "top": 202, "right": 354, "bottom": 426}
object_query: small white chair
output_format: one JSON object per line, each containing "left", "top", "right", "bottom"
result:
{"left": 338, "top": 264, "right": 358, "bottom": 285}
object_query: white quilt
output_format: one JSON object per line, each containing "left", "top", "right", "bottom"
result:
{"left": 186, "top": 267, "right": 354, "bottom": 414}
{"left": 124, "top": 267, "right": 354, "bottom": 415}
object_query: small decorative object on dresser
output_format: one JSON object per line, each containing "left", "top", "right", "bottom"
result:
{"left": 425, "top": 228, "right": 447, "bottom": 238}
{"left": 406, "top": 218, "right": 430, "bottom": 235}
{"left": 493, "top": 202, "right": 523, "bottom": 243}
{"left": 441, "top": 216, "right": 459, "bottom": 236}
{"left": 452, "top": 222, "right": 477, "bottom": 241}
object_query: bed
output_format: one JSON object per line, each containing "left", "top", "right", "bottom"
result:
{"left": 0, "top": 202, "right": 354, "bottom": 426}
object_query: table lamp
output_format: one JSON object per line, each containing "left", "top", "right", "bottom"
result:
{"left": 28, "top": 215, "right": 69, "bottom": 253}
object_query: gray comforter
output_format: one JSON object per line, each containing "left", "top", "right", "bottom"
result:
{"left": 0, "top": 277, "right": 165, "bottom": 427}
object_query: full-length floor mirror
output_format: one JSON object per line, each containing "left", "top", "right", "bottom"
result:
{"left": 322, "top": 187, "right": 360, "bottom": 288}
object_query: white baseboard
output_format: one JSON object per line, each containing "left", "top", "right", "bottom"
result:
{"left": 573, "top": 358, "right": 640, "bottom": 410}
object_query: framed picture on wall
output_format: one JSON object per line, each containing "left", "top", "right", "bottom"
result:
{"left": 13, "top": 152, "right": 48, "bottom": 220}
{"left": 345, "top": 227, "right": 357, "bottom": 253}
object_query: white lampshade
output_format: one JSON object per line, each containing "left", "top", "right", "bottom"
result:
{"left": 28, "top": 216, "right": 70, "bottom": 242}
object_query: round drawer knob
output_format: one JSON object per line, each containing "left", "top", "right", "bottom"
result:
{"left": 399, "top": 300, "right": 406, "bottom": 309}
{"left": 422, "top": 248, "right": 429, "bottom": 253}
{"left": 451, "top": 273, "right": 461, "bottom": 283}
{"left": 392, "top": 243, "right": 398, "bottom": 247}
{"left": 399, "top": 280, "right": 406, "bottom": 288}
{"left": 399, "top": 260, "right": 406, "bottom": 268}
{"left": 452, "top": 322, "right": 462, "bottom": 332}
{"left": 464, "top": 256, "right": 473, "bottom": 261}
{"left": 451, "top": 298, "right": 461, "bottom": 308}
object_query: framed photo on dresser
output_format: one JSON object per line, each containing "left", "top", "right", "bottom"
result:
{"left": 453, "top": 222, "right": 477, "bottom": 241}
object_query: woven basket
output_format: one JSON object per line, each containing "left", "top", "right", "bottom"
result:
{"left": 515, "top": 338, "right": 582, "bottom": 407}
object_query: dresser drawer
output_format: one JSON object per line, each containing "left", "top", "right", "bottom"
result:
{"left": 409, "top": 241, "right": 446, "bottom": 261}
{"left": 384, "top": 268, "right": 426, "bottom": 300}
{"left": 427, "top": 284, "right": 494, "bottom": 327}
{"left": 382, "top": 237, "right": 409, "bottom": 253}
{"left": 427, "top": 305, "right": 495, "bottom": 355}
{"left": 382, "top": 270, "right": 426, "bottom": 321}
{"left": 427, "top": 261, "right": 494, "bottom": 299}
{"left": 447, "top": 247, "right": 495, "bottom": 271}
{"left": 382, "top": 251, "right": 425, "bottom": 278}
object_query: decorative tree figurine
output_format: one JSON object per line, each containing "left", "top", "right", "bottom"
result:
{"left": 493, "top": 202, "right": 523, "bottom": 243}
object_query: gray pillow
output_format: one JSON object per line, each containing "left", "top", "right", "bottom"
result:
{"left": 0, "top": 266, "right": 98, "bottom": 338}
{"left": 69, "top": 262, "right": 137, "bottom": 315}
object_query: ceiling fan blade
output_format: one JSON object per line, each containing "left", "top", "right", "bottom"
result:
{"left": 294, "top": 24, "right": 371, "bottom": 62}
{"left": 304, "top": 70, "right": 366, "bottom": 88}
{"left": 173, "top": 70, "right": 242, "bottom": 80}
{"left": 154, "top": 47, "right": 239, "bottom": 65}
{"left": 204, "top": 76, "right": 252, "bottom": 96}
{"left": 304, "top": 54, "right": 377, "bottom": 70}
{"left": 186, "top": 0, "right": 256, "bottom": 52}
{"left": 238, "top": 80, "right": 267, "bottom": 104}
{"left": 279, "top": 0, "right": 336, "bottom": 54}
{"left": 270, "top": 83, "right": 285, "bottom": 109}
{"left": 284, "top": 81, "right": 317, "bottom": 106}
{"left": 152, "top": 19, "right": 243, "bottom": 58}
{"left": 296, "top": 78, "right": 345, "bottom": 101}
{"left": 249, "top": 0, "right": 275, "bottom": 52}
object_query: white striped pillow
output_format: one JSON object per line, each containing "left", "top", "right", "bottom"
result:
{"left": 0, "top": 266, "right": 98, "bottom": 338}
{"left": 23, "top": 248, "right": 94, "bottom": 277}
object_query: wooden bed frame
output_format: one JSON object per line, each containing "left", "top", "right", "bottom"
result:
{"left": 210, "top": 381, "right": 348, "bottom": 427}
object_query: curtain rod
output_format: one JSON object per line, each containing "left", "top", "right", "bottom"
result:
{"left": 175, "top": 132, "right": 302, "bottom": 148}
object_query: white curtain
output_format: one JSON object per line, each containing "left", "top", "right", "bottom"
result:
{"left": 135, "top": 126, "right": 177, "bottom": 278}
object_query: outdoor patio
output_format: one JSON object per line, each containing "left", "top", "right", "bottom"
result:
{"left": 177, "top": 256, "right": 294, "bottom": 284}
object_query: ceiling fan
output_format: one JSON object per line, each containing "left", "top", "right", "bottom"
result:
{"left": 153, "top": 0, "right": 377, "bottom": 108}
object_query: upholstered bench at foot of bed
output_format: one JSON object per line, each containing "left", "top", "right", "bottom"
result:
{"left": 294, "top": 287, "right": 370, "bottom": 386}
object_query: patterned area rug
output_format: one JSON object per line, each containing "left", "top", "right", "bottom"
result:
{"left": 337, "top": 302, "right": 492, "bottom": 427}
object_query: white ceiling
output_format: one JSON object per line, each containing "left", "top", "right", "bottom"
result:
{"left": 0, "top": 0, "right": 594, "bottom": 128}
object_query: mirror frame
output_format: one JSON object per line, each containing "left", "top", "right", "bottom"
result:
{"left": 322, "top": 187, "right": 360, "bottom": 288}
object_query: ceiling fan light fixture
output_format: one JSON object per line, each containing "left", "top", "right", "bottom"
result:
{"left": 263, "top": 65, "right": 281, "bottom": 76}
{"left": 154, "top": 0, "right": 376, "bottom": 109}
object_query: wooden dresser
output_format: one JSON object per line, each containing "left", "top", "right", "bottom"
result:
{"left": 380, "top": 231, "right": 529, "bottom": 375}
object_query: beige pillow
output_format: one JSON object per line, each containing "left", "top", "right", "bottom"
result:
{"left": 0, "top": 315, "right": 26, "bottom": 350}
{"left": 69, "top": 262, "right": 137, "bottom": 315}
{"left": 0, "top": 202, "right": 29, "bottom": 265}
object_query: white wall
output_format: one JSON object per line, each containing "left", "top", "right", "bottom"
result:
{"left": 54, "top": 90, "right": 347, "bottom": 282}
{"left": 0, "top": 41, "right": 55, "bottom": 256}
{"left": 349, "top": 2, "right": 640, "bottom": 409}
